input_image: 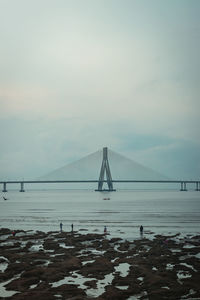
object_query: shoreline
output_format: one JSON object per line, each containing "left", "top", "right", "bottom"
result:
{"left": 0, "top": 228, "right": 200, "bottom": 299}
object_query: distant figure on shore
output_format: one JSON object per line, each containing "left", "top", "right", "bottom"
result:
{"left": 71, "top": 223, "right": 73, "bottom": 232}
{"left": 60, "top": 222, "right": 63, "bottom": 232}
{"left": 104, "top": 226, "right": 107, "bottom": 235}
{"left": 140, "top": 225, "right": 143, "bottom": 235}
{"left": 12, "top": 231, "right": 16, "bottom": 237}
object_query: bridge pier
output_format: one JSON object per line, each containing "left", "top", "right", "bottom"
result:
{"left": 180, "top": 182, "right": 187, "bottom": 191}
{"left": 196, "top": 182, "right": 200, "bottom": 191}
{"left": 96, "top": 147, "right": 116, "bottom": 191}
{"left": 2, "top": 182, "right": 7, "bottom": 192}
{"left": 20, "top": 182, "right": 25, "bottom": 192}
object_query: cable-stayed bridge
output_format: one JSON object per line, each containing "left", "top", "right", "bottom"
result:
{"left": 1, "top": 147, "right": 200, "bottom": 192}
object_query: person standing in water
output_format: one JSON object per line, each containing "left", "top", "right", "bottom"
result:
{"left": 104, "top": 226, "right": 107, "bottom": 234}
{"left": 60, "top": 222, "right": 63, "bottom": 232}
{"left": 71, "top": 223, "right": 73, "bottom": 232}
{"left": 140, "top": 225, "right": 143, "bottom": 235}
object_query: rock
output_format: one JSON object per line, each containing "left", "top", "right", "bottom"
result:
{"left": 101, "top": 286, "right": 124, "bottom": 299}
{"left": 57, "top": 256, "right": 81, "bottom": 271}
{"left": 52, "top": 283, "right": 86, "bottom": 298}
{"left": 80, "top": 257, "right": 114, "bottom": 279}
{"left": 9, "top": 289, "right": 55, "bottom": 300}
{"left": 0, "top": 228, "right": 200, "bottom": 300}
{"left": 5, "top": 276, "right": 39, "bottom": 292}
{"left": 0, "top": 228, "right": 12, "bottom": 235}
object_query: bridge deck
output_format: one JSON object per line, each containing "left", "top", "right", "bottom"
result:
{"left": 0, "top": 180, "right": 199, "bottom": 184}
{"left": 1, "top": 179, "right": 199, "bottom": 192}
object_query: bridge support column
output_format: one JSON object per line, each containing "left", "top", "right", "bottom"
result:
{"left": 180, "top": 182, "right": 187, "bottom": 191}
{"left": 184, "top": 182, "right": 187, "bottom": 191}
{"left": 20, "top": 182, "right": 25, "bottom": 192}
{"left": 95, "top": 147, "right": 115, "bottom": 191}
{"left": 196, "top": 182, "right": 200, "bottom": 191}
{"left": 2, "top": 182, "right": 7, "bottom": 192}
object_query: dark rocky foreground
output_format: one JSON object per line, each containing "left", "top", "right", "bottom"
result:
{"left": 0, "top": 228, "right": 200, "bottom": 300}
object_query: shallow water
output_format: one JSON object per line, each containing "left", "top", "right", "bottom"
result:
{"left": 0, "top": 189, "right": 200, "bottom": 239}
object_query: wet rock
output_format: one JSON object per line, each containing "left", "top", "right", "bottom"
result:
{"left": 21, "top": 267, "right": 45, "bottom": 279}
{"left": 0, "top": 228, "right": 200, "bottom": 300}
{"left": 118, "top": 241, "right": 130, "bottom": 251}
{"left": 56, "top": 256, "right": 81, "bottom": 272}
{"left": 110, "top": 237, "right": 122, "bottom": 243}
{"left": 80, "top": 257, "right": 114, "bottom": 278}
{"left": 52, "top": 283, "right": 87, "bottom": 298}
{"left": 9, "top": 289, "right": 55, "bottom": 300}
{"left": 84, "top": 279, "right": 97, "bottom": 288}
{"left": 6, "top": 262, "right": 32, "bottom": 277}
{"left": 100, "top": 239, "right": 110, "bottom": 250}
{"left": 0, "top": 257, "right": 8, "bottom": 263}
{"left": 5, "top": 276, "right": 39, "bottom": 292}
{"left": 0, "top": 228, "right": 12, "bottom": 235}
{"left": 43, "top": 239, "right": 60, "bottom": 250}
{"left": 101, "top": 285, "right": 124, "bottom": 299}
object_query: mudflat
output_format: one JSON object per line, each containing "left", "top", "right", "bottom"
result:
{"left": 0, "top": 228, "right": 200, "bottom": 299}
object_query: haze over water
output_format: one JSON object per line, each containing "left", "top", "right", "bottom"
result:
{"left": 1, "top": 189, "right": 200, "bottom": 239}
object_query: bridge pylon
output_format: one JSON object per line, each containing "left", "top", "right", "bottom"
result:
{"left": 95, "top": 147, "right": 116, "bottom": 192}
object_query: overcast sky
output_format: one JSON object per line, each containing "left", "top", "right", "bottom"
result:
{"left": 0, "top": 0, "right": 199, "bottom": 180}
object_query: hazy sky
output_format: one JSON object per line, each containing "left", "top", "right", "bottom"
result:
{"left": 0, "top": 0, "right": 199, "bottom": 180}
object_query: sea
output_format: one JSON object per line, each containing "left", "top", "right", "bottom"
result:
{"left": 1, "top": 189, "right": 200, "bottom": 240}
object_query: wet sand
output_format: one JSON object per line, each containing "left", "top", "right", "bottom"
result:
{"left": 0, "top": 228, "right": 200, "bottom": 300}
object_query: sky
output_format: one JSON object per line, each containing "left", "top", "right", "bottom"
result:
{"left": 0, "top": 0, "right": 199, "bottom": 180}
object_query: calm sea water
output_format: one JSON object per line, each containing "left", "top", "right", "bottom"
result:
{"left": 1, "top": 189, "right": 200, "bottom": 239}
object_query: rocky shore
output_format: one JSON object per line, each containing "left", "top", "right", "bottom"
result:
{"left": 0, "top": 228, "right": 200, "bottom": 300}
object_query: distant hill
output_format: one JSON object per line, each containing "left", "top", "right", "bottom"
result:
{"left": 38, "top": 148, "right": 168, "bottom": 189}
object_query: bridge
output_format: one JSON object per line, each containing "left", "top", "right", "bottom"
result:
{"left": 1, "top": 147, "right": 199, "bottom": 192}
{"left": 0, "top": 179, "right": 200, "bottom": 192}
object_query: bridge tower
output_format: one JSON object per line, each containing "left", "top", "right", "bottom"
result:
{"left": 95, "top": 147, "right": 115, "bottom": 191}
